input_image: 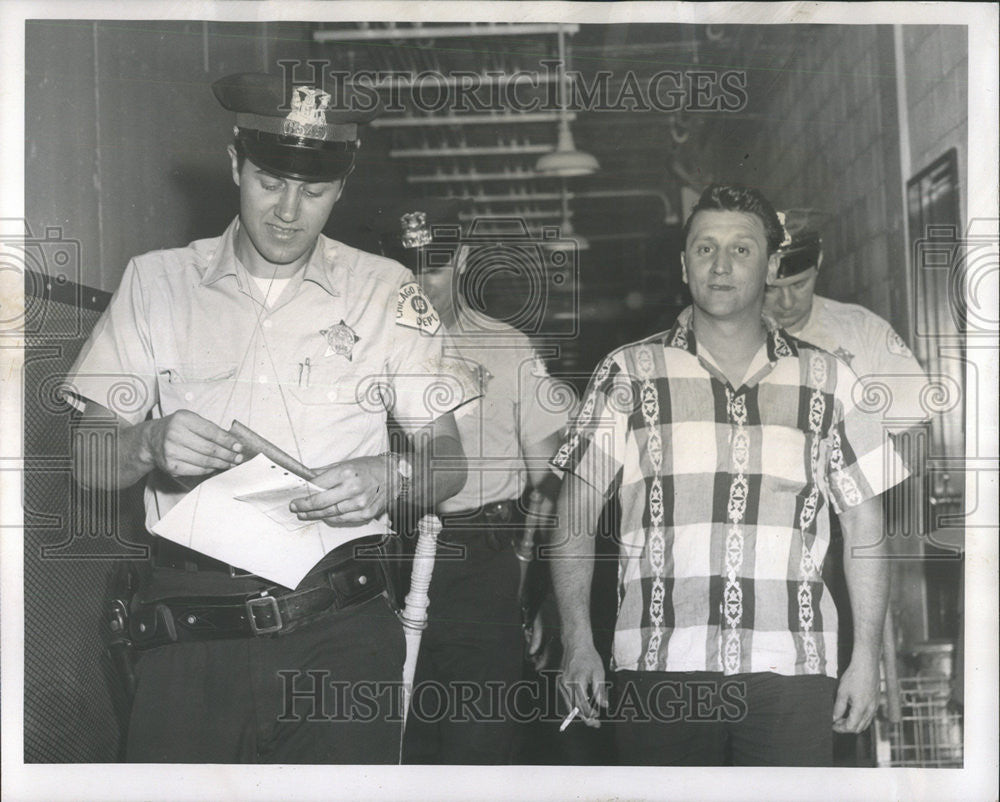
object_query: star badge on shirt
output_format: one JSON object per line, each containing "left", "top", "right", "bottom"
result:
{"left": 474, "top": 362, "right": 494, "bottom": 393}
{"left": 320, "top": 320, "right": 360, "bottom": 360}
{"left": 833, "top": 346, "right": 855, "bottom": 367}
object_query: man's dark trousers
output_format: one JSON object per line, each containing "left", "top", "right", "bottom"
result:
{"left": 611, "top": 670, "right": 838, "bottom": 766}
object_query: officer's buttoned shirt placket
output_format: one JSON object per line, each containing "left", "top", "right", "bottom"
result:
{"left": 199, "top": 226, "right": 344, "bottom": 470}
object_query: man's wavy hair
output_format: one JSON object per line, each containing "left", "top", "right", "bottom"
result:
{"left": 682, "top": 184, "right": 785, "bottom": 255}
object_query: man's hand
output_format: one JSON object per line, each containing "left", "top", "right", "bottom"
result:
{"left": 290, "top": 455, "right": 395, "bottom": 525}
{"left": 558, "top": 638, "right": 608, "bottom": 728}
{"left": 142, "top": 410, "right": 244, "bottom": 477}
{"left": 832, "top": 651, "right": 881, "bottom": 733}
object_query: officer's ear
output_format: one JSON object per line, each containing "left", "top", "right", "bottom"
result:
{"left": 766, "top": 251, "right": 780, "bottom": 285}
{"left": 227, "top": 145, "right": 241, "bottom": 188}
{"left": 333, "top": 178, "right": 346, "bottom": 204}
{"left": 680, "top": 252, "right": 688, "bottom": 285}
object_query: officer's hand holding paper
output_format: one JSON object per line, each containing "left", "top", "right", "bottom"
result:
{"left": 152, "top": 425, "right": 388, "bottom": 588}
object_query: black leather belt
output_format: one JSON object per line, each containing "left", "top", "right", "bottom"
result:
{"left": 153, "top": 539, "right": 260, "bottom": 577}
{"left": 438, "top": 499, "right": 522, "bottom": 527}
{"left": 130, "top": 555, "right": 388, "bottom": 649}
{"left": 436, "top": 499, "right": 525, "bottom": 553}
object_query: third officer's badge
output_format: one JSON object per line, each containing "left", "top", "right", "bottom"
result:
{"left": 320, "top": 320, "right": 361, "bottom": 360}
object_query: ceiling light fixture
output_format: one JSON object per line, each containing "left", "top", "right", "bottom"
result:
{"left": 535, "top": 25, "right": 599, "bottom": 178}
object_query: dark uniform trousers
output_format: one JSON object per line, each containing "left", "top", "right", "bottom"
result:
{"left": 127, "top": 591, "right": 405, "bottom": 763}
{"left": 402, "top": 508, "right": 524, "bottom": 764}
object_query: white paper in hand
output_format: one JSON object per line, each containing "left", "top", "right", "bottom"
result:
{"left": 151, "top": 454, "right": 389, "bottom": 588}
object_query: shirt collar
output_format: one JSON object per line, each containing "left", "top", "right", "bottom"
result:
{"left": 666, "top": 306, "right": 797, "bottom": 365}
{"left": 200, "top": 217, "right": 342, "bottom": 297}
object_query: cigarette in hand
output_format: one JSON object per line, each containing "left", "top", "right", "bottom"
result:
{"left": 559, "top": 706, "right": 580, "bottom": 732}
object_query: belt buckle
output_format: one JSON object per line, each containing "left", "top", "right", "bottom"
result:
{"left": 484, "top": 501, "right": 510, "bottom": 523}
{"left": 246, "top": 594, "right": 282, "bottom": 635}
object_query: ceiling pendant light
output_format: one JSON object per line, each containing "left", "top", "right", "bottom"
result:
{"left": 535, "top": 25, "right": 599, "bottom": 178}
{"left": 536, "top": 118, "right": 600, "bottom": 178}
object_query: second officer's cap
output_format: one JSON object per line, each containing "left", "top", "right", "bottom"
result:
{"left": 212, "top": 72, "right": 380, "bottom": 182}
{"left": 776, "top": 208, "right": 828, "bottom": 279}
{"left": 372, "top": 198, "right": 469, "bottom": 273}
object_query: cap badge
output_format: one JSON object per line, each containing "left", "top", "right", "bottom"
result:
{"left": 776, "top": 211, "right": 793, "bottom": 248}
{"left": 400, "top": 211, "right": 433, "bottom": 249}
{"left": 320, "top": 320, "right": 361, "bottom": 360}
{"left": 283, "top": 86, "right": 331, "bottom": 139}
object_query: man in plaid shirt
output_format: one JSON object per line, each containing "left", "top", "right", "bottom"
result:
{"left": 549, "top": 184, "right": 908, "bottom": 766}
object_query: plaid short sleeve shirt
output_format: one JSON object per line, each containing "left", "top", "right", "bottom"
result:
{"left": 552, "top": 307, "right": 909, "bottom": 678}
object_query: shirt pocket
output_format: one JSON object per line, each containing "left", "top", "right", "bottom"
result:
{"left": 286, "top": 361, "right": 386, "bottom": 459}
{"left": 156, "top": 361, "right": 238, "bottom": 419}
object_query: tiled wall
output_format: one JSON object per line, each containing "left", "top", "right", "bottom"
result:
{"left": 698, "top": 25, "right": 966, "bottom": 345}
{"left": 26, "top": 21, "right": 399, "bottom": 293}
{"left": 903, "top": 25, "right": 967, "bottom": 225}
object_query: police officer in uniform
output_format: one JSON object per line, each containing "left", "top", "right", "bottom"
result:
{"left": 764, "top": 208, "right": 929, "bottom": 416}
{"left": 66, "top": 73, "right": 475, "bottom": 764}
{"left": 377, "top": 201, "right": 572, "bottom": 764}
{"left": 765, "top": 208, "right": 931, "bottom": 764}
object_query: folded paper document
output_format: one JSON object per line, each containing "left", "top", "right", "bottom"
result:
{"left": 151, "top": 454, "right": 388, "bottom": 588}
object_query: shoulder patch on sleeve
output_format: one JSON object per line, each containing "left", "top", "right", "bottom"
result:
{"left": 395, "top": 281, "right": 441, "bottom": 335}
{"left": 531, "top": 352, "right": 551, "bottom": 378}
{"left": 886, "top": 329, "right": 913, "bottom": 358}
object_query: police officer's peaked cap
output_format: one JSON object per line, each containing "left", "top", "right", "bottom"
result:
{"left": 213, "top": 72, "right": 380, "bottom": 182}
{"left": 371, "top": 198, "right": 469, "bottom": 272}
{"left": 776, "top": 208, "right": 829, "bottom": 279}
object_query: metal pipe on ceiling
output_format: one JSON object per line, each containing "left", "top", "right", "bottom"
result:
{"left": 407, "top": 169, "right": 541, "bottom": 183}
{"left": 371, "top": 112, "right": 572, "bottom": 128}
{"left": 356, "top": 74, "right": 561, "bottom": 89}
{"left": 314, "top": 23, "right": 578, "bottom": 41}
{"left": 459, "top": 210, "right": 562, "bottom": 221}
{"left": 447, "top": 189, "right": 675, "bottom": 222}
{"left": 390, "top": 145, "right": 551, "bottom": 158}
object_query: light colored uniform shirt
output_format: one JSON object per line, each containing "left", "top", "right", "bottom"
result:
{"left": 792, "top": 295, "right": 929, "bottom": 424}
{"left": 437, "top": 320, "right": 572, "bottom": 513}
{"left": 553, "top": 308, "right": 908, "bottom": 678}
{"left": 67, "top": 217, "right": 477, "bottom": 534}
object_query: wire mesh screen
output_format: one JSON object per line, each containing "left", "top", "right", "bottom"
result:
{"left": 875, "top": 676, "right": 964, "bottom": 767}
{"left": 23, "top": 296, "right": 148, "bottom": 762}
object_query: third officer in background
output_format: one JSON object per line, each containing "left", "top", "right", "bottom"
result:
{"left": 764, "top": 207, "right": 932, "bottom": 764}
{"left": 378, "top": 201, "right": 572, "bottom": 764}
{"left": 764, "top": 208, "right": 930, "bottom": 423}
